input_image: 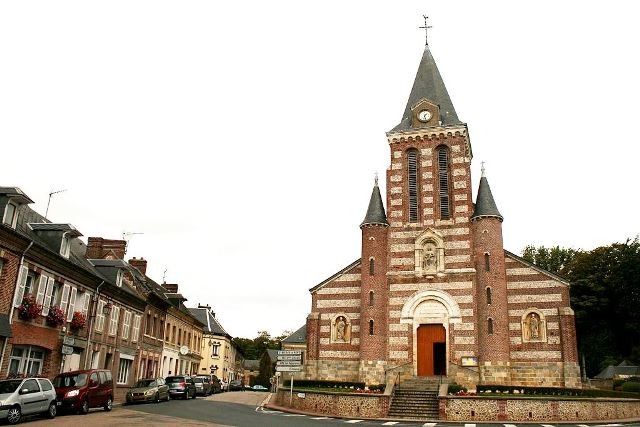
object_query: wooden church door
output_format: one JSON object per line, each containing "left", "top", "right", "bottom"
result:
{"left": 417, "top": 324, "right": 446, "bottom": 376}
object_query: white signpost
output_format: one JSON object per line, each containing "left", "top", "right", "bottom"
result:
{"left": 276, "top": 350, "right": 303, "bottom": 405}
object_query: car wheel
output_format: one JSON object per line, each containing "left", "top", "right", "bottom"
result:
{"left": 47, "top": 401, "right": 57, "bottom": 419}
{"left": 182, "top": 392, "right": 188, "bottom": 400}
{"left": 192, "top": 390, "right": 196, "bottom": 399}
{"left": 104, "top": 396, "right": 113, "bottom": 412}
{"left": 80, "top": 399, "right": 90, "bottom": 415}
{"left": 154, "top": 392, "right": 160, "bottom": 403}
{"left": 165, "top": 393, "right": 170, "bottom": 402}
{"left": 7, "top": 406, "right": 21, "bottom": 425}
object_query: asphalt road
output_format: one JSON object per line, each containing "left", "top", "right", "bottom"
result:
{"left": 122, "top": 391, "right": 640, "bottom": 427}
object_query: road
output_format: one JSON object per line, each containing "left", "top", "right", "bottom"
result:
{"left": 23, "top": 391, "right": 640, "bottom": 427}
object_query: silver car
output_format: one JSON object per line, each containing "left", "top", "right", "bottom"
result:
{"left": 0, "top": 378, "right": 57, "bottom": 424}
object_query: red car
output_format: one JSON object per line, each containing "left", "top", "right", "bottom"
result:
{"left": 53, "top": 369, "right": 113, "bottom": 414}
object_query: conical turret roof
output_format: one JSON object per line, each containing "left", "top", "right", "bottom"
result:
{"left": 360, "top": 178, "right": 388, "bottom": 228}
{"left": 471, "top": 167, "right": 503, "bottom": 221}
{"left": 391, "top": 46, "right": 461, "bottom": 132}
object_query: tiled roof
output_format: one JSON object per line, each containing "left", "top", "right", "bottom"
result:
{"left": 282, "top": 325, "right": 306, "bottom": 343}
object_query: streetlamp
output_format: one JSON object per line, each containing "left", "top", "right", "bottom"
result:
{"left": 103, "top": 302, "right": 113, "bottom": 316}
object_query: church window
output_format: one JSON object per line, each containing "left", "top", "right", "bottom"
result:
{"left": 436, "top": 146, "right": 450, "bottom": 219}
{"left": 486, "top": 287, "right": 492, "bottom": 305}
{"left": 487, "top": 318, "right": 494, "bottom": 335}
{"left": 369, "top": 258, "right": 375, "bottom": 276}
{"left": 407, "top": 148, "right": 419, "bottom": 222}
{"left": 484, "top": 253, "right": 490, "bottom": 272}
{"left": 369, "top": 319, "right": 374, "bottom": 335}
{"left": 369, "top": 291, "right": 374, "bottom": 306}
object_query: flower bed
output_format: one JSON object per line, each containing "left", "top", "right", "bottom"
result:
{"left": 17, "top": 295, "right": 42, "bottom": 321}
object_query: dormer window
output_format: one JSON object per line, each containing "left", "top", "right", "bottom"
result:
{"left": 2, "top": 202, "right": 17, "bottom": 228}
{"left": 60, "top": 234, "right": 71, "bottom": 258}
{"left": 116, "top": 270, "right": 124, "bottom": 287}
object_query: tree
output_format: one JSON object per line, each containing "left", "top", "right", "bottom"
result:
{"left": 232, "top": 330, "right": 289, "bottom": 360}
{"left": 522, "top": 238, "right": 640, "bottom": 377}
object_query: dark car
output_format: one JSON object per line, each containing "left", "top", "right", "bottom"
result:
{"left": 53, "top": 369, "right": 113, "bottom": 414}
{"left": 192, "top": 376, "right": 211, "bottom": 396}
{"left": 165, "top": 375, "right": 196, "bottom": 400}
{"left": 228, "top": 380, "right": 244, "bottom": 391}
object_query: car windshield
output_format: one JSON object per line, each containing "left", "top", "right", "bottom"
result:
{"left": 53, "top": 373, "right": 88, "bottom": 388}
{"left": 166, "top": 377, "right": 184, "bottom": 383}
{"left": 0, "top": 380, "right": 22, "bottom": 394}
{"left": 193, "top": 378, "right": 203, "bottom": 383}
{"left": 135, "top": 380, "right": 156, "bottom": 387}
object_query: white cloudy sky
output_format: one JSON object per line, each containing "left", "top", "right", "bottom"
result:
{"left": 1, "top": 1, "right": 639, "bottom": 338}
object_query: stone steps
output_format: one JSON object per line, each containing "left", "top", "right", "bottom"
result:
{"left": 388, "top": 377, "right": 441, "bottom": 419}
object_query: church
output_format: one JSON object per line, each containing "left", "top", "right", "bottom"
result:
{"left": 299, "top": 40, "right": 581, "bottom": 389}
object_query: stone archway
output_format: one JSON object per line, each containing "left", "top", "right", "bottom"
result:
{"left": 400, "top": 290, "right": 462, "bottom": 376}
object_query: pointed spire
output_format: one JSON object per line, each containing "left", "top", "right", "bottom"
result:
{"left": 391, "top": 45, "right": 461, "bottom": 132}
{"left": 360, "top": 176, "right": 389, "bottom": 228}
{"left": 471, "top": 165, "right": 503, "bottom": 222}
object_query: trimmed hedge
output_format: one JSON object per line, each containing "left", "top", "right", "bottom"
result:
{"left": 283, "top": 379, "right": 365, "bottom": 389}
{"left": 368, "top": 384, "right": 386, "bottom": 392}
{"left": 622, "top": 382, "right": 640, "bottom": 393}
{"left": 477, "top": 384, "right": 640, "bottom": 399}
{"left": 448, "top": 383, "right": 467, "bottom": 394}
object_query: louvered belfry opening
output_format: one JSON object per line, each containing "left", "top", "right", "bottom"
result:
{"left": 437, "top": 146, "right": 450, "bottom": 219}
{"left": 407, "top": 149, "right": 419, "bottom": 222}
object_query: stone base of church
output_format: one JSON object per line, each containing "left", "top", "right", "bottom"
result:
{"left": 509, "top": 361, "right": 581, "bottom": 388}
{"left": 302, "top": 359, "right": 360, "bottom": 382}
{"left": 480, "top": 361, "right": 512, "bottom": 385}
{"left": 359, "top": 360, "right": 387, "bottom": 385}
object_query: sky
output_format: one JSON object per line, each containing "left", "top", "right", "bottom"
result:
{"left": 1, "top": 1, "right": 639, "bottom": 339}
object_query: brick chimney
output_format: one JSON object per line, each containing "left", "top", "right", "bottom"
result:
{"left": 163, "top": 283, "right": 179, "bottom": 293}
{"left": 128, "top": 257, "right": 147, "bottom": 275}
{"left": 86, "top": 237, "right": 127, "bottom": 260}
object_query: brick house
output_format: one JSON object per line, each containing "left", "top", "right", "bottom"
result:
{"left": 302, "top": 43, "right": 580, "bottom": 389}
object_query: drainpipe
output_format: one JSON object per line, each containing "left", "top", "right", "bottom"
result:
{"left": 84, "top": 281, "right": 105, "bottom": 369}
{"left": 1, "top": 242, "right": 34, "bottom": 375}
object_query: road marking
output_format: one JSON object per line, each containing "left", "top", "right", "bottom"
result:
{"left": 382, "top": 423, "right": 399, "bottom": 426}
{"left": 504, "top": 424, "right": 518, "bottom": 427}
{"left": 465, "top": 424, "right": 476, "bottom": 427}
{"left": 345, "top": 421, "right": 363, "bottom": 424}
{"left": 311, "top": 417, "right": 330, "bottom": 420}
{"left": 577, "top": 425, "right": 589, "bottom": 427}
{"left": 598, "top": 425, "right": 622, "bottom": 427}
{"left": 261, "top": 410, "right": 282, "bottom": 414}
{"left": 283, "top": 414, "right": 305, "bottom": 417}
{"left": 541, "top": 424, "right": 555, "bottom": 427}
{"left": 423, "top": 423, "right": 437, "bottom": 427}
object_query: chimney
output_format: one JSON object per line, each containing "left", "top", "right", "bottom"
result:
{"left": 163, "top": 283, "right": 179, "bottom": 293}
{"left": 87, "top": 237, "right": 127, "bottom": 260}
{"left": 128, "top": 257, "right": 147, "bottom": 276}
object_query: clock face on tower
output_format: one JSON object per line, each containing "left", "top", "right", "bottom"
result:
{"left": 418, "top": 110, "right": 432, "bottom": 122}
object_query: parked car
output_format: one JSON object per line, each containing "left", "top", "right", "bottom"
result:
{"left": 228, "top": 380, "right": 244, "bottom": 391}
{"left": 220, "top": 380, "right": 228, "bottom": 392}
{"left": 0, "top": 377, "right": 57, "bottom": 424}
{"left": 165, "top": 375, "right": 196, "bottom": 400}
{"left": 252, "top": 384, "right": 268, "bottom": 391}
{"left": 192, "top": 376, "right": 211, "bottom": 396}
{"left": 126, "top": 378, "right": 170, "bottom": 404}
{"left": 53, "top": 369, "right": 113, "bottom": 414}
{"left": 210, "top": 375, "right": 222, "bottom": 394}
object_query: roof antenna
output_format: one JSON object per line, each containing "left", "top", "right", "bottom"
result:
{"left": 419, "top": 15, "right": 432, "bottom": 46}
{"left": 374, "top": 172, "right": 379, "bottom": 186}
{"left": 481, "top": 161, "right": 486, "bottom": 177}
{"left": 122, "top": 232, "right": 144, "bottom": 255}
{"left": 45, "top": 188, "right": 67, "bottom": 220}
{"left": 162, "top": 267, "right": 168, "bottom": 283}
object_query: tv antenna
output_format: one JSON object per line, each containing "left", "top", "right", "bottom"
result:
{"left": 45, "top": 189, "right": 67, "bottom": 220}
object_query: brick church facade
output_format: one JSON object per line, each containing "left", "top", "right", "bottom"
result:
{"left": 302, "top": 44, "right": 580, "bottom": 389}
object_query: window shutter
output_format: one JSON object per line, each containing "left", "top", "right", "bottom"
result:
{"left": 122, "top": 311, "right": 131, "bottom": 339}
{"left": 96, "top": 300, "right": 105, "bottom": 331}
{"left": 67, "top": 287, "right": 77, "bottom": 321}
{"left": 35, "top": 275, "right": 47, "bottom": 306}
{"left": 13, "top": 266, "right": 29, "bottom": 307}
{"left": 59, "top": 284, "right": 70, "bottom": 314}
{"left": 82, "top": 293, "right": 90, "bottom": 316}
{"left": 132, "top": 315, "right": 140, "bottom": 342}
{"left": 109, "top": 306, "right": 120, "bottom": 335}
{"left": 42, "top": 277, "right": 55, "bottom": 316}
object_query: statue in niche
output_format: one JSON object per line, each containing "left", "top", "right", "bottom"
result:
{"left": 523, "top": 312, "right": 544, "bottom": 341}
{"left": 423, "top": 243, "right": 437, "bottom": 272}
{"left": 529, "top": 313, "right": 540, "bottom": 339}
{"left": 334, "top": 316, "right": 349, "bottom": 343}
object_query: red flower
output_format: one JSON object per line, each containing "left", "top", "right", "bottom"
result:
{"left": 46, "top": 307, "right": 66, "bottom": 327}
{"left": 17, "top": 294, "right": 43, "bottom": 321}
{"left": 70, "top": 311, "right": 86, "bottom": 330}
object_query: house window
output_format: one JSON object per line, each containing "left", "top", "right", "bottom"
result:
{"left": 172, "top": 325, "right": 176, "bottom": 344}
{"left": 131, "top": 315, "right": 141, "bottom": 342}
{"left": 108, "top": 306, "right": 120, "bottom": 335}
{"left": 369, "top": 291, "right": 374, "bottom": 306}
{"left": 95, "top": 300, "right": 106, "bottom": 332}
{"left": 116, "top": 270, "right": 123, "bottom": 287}
{"left": 486, "top": 287, "right": 492, "bottom": 305}
{"left": 407, "top": 148, "right": 419, "bottom": 222}
{"left": 369, "top": 319, "right": 374, "bottom": 335}
{"left": 159, "top": 320, "right": 164, "bottom": 340}
{"left": 122, "top": 311, "right": 132, "bottom": 340}
{"left": 487, "top": 318, "right": 494, "bottom": 335}
{"left": 484, "top": 253, "right": 490, "bottom": 272}
{"left": 60, "top": 235, "right": 71, "bottom": 258}
{"left": 436, "top": 146, "right": 450, "bottom": 219}
{"left": 369, "top": 258, "right": 375, "bottom": 276}
{"left": 212, "top": 342, "right": 220, "bottom": 357}
{"left": 117, "top": 357, "right": 133, "bottom": 384}
{"left": 8, "top": 345, "right": 45, "bottom": 376}
{"left": 0, "top": 259, "right": 4, "bottom": 278}
{"left": 3, "top": 202, "right": 17, "bottom": 227}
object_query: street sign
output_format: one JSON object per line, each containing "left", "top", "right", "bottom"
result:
{"left": 277, "top": 355, "right": 302, "bottom": 361}
{"left": 276, "top": 366, "right": 303, "bottom": 372}
{"left": 277, "top": 350, "right": 302, "bottom": 355}
{"left": 63, "top": 336, "right": 75, "bottom": 346}
{"left": 276, "top": 360, "right": 302, "bottom": 366}
{"left": 61, "top": 345, "right": 73, "bottom": 355}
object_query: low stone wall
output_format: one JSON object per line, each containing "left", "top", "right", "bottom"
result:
{"left": 273, "top": 388, "right": 389, "bottom": 418}
{"left": 441, "top": 396, "right": 640, "bottom": 422}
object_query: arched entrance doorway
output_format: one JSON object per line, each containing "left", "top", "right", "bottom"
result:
{"left": 416, "top": 324, "right": 446, "bottom": 376}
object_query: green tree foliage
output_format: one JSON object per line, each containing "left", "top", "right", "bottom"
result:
{"left": 522, "top": 238, "right": 640, "bottom": 377}
{"left": 232, "top": 330, "right": 287, "bottom": 360}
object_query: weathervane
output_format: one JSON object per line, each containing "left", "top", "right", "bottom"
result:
{"left": 419, "top": 15, "right": 432, "bottom": 46}
{"left": 374, "top": 172, "right": 379, "bottom": 186}
{"left": 481, "top": 161, "right": 486, "bottom": 177}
